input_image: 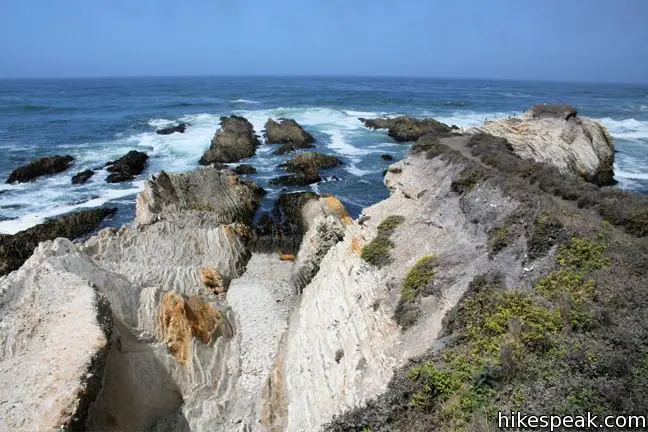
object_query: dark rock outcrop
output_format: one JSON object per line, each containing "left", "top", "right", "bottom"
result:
{"left": 232, "top": 164, "right": 257, "bottom": 175}
{"left": 269, "top": 168, "right": 321, "bottom": 186}
{"left": 6, "top": 155, "right": 75, "bottom": 184}
{"left": 264, "top": 118, "right": 315, "bottom": 146}
{"left": 156, "top": 123, "right": 189, "bottom": 135}
{"left": 106, "top": 151, "right": 149, "bottom": 183}
{"left": 0, "top": 207, "right": 117, "bottom": 276}
{"left": 270, "top": 152, "right": 341, "bottom": 186}
{"left": 252, "top": 191, "right": 320, "bottom": 253}
{"left": 279, "top": 152, "right": 342, "bottom": 172}
{"left": 72, "top": 169, "right": 95, "bottom": 185}
{"left": 530, "top": 104, "right": 577, "bottom": 121}
{"left": 359, "top": 116, "right": 455, "bottom": 142}
{"left": 381, "top": 154, "right": 394, "bottom": 161}
{"left": 272, "top": 142, "right": 315, "bottom": 156}
{"left": 199, "top": 116, "right": 259, "bottom": 165}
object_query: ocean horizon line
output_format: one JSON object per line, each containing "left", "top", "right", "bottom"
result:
{"left": 1, "top": 74, "right": 647, "bottom": 87}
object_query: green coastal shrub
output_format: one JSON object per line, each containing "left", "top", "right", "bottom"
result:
{"left": 527, "top": 214, "right": 564, "bottom": 259}
{"left": 451, "top": 169, "right": 482, "bottom": 194}
{"left": 488, "top": 224, "right": 511, "bottom": 257}
{"left": 361, "top": 215, "right": 405, "bottom": 267}
{"left": 411, "top": 134, "right": 446, "bottom": 159}
{"left": 556, "top": 237, "right": 610, "bottom": 271}
{"left": 401, "top": 255, "right": 439, "bottom": 303}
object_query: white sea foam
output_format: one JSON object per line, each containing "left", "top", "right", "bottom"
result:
{"left": 147, "top": 118, "right": 175, "bottom": 128}
{"left": 430, "top": 111, "right": 515, "bottom": 129}
{"left": 343, "top": 110, "right": 383, "bottom": 118}
{"left": 345, "top": 163, "right": 374, "bottom": 177}
{"left": 230, "top": 99, "right": 261, "bottom": 104}
{"left": 615, "top": 170, "right": 648, "bottom": 181}
{"left": 598, "top": 117, "right": 648, "bottom": 142}
{"left": 0, "top": 184, "right": 142, "bottom": 234}
{"left": 325, "top": 129, "right": 366, "bottom": 156}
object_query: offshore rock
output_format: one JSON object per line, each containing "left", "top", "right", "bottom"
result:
{"left": 265, "top": 118, "right": 315, "bottom": 146}
{"left": 6, "top": 155, "right": 75, "bottom": 183}
{"left": 199, "top": 115, "right": 259, "bottom": 164}
{"left": 72, "top": 169, "right": 95, "bottom": 185}
{"left": 105, "top": 150, "right": 149, "bottom": 183}
{"left": 156, "top": 123, "right": 188, "bottom": 135}
{"left": 359, "top": 116, "right": 456, "bottom": 142}
{"left": 270, "top": 152, "right": 341, "bottom": 187}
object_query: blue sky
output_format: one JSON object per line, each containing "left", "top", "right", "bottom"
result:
{"left": 1, "top": 0, "right": 647, "bottom": 83}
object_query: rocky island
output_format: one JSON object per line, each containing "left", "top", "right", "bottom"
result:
{"left": 1, "top": 106, "right": 647, "bottom": 432}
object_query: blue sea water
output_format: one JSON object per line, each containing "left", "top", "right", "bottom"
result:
{"left": 0, "top": 76, "right": 647, "bottom": 234}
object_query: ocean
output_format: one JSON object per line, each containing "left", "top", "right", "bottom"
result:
{"left": 0, "top": 76, "right": 647, "bottom": 235}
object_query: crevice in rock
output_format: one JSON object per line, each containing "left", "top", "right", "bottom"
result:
{"left": 63, "top": 294, "right": 113, "bottom": 431}
{"left": 85, "top": 318, "right": 187, "bottom": 431}
{"left": 250, "top": 192, "right": 321, "bottom": 254}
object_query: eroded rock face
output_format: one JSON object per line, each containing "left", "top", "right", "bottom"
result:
{"left": 6, "top": 155, "right": 75, "bottom": 183}
{"left": 0, "top": 239, "right": 112, "bottom": 431}
{"left": 360, "top": 116, "right": 456, "bottom": 142}
{"left": 290, "top": 196, "right": 352, "bottom": 293}
{"left": 469, "top": 105, "right": 615, "bottom": 185}
{"left": 106, "top": 150, "right": 149, "bottom": 183}
{"left": 135, "top": 167, "right": 264, "bottom": 227}
{"left": 0, "top": 207, "right": 117, "bottom": 276}
{"left": 199, "top": 116, "right": 259, "bottom": 164}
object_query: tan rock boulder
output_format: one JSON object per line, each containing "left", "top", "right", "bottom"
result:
{"left": 468, "top": 104, "right": 615, "bottom": 185}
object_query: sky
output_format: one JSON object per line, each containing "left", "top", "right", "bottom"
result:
{"left": 1, "top": 0, "right": 647, "bottom": 83}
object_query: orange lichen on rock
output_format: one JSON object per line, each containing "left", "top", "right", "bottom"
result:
{"left": 350, "top": 237, "right": 363, "bottom": 256}
{"left": 200, "top": 266, "right": 229, "bottom": 294}
{"left": 184, "top": 295, "right": 224, "bottom": 344}
{"left": 279, "top": 253, "right": 296, "bottom": 262}
{"left": 157, "top": 292, "right": 228, "bottom": 366}
{"left": 326, "top": 196, "right": 353, "bottom": 225}
{"left": 227, "top": 174, "right": 239, "bottom": 185}
{"left": 157, "top": 292, "right": 192, "bottom": 366}
{"left": 231, "top": 222, "right": 252, "bottom": 240}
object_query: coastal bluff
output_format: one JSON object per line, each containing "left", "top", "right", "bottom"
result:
{"left": 2, "top": 108, "right": 648, "bottom": 432}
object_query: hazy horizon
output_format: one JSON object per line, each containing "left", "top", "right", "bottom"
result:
{"left": 1, "top": 0, "right": 647, "bottom": 84}
{"left": 1, "top": 74, "right": 647, "bottom": 87}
